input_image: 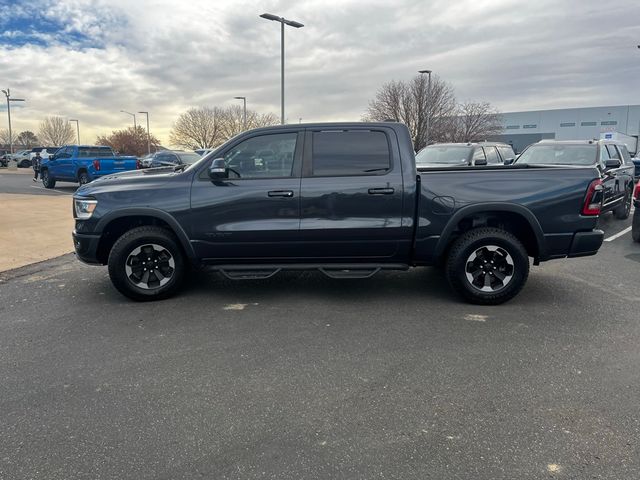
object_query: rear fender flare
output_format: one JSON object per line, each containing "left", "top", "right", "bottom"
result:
{"left": 434, "top": 202, "right": 545, "bottom": 260}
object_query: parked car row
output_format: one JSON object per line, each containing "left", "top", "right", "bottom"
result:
{"left": 417, "top": 138, "right": 636, "bottom": 222}
{"left": 1, "top": 147, "right": 60, "bottom": 168}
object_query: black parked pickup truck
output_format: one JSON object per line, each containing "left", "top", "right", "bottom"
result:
{"left": 72, "top": 122, "right": 605, "bottom": 304}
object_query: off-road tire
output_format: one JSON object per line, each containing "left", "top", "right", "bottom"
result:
{"left": 614, "top": 188, "right": 633, "bottom": 220}
{"left": 78, "top": 171, "right": 90, "bottom": 185}
{"left": 41, "top": 169, "right": 56, "bottom": 189}
{"left": 445, "top": 227, "right": 530, "bottom": 305}
{"left": 108, "top": 226, "right": 186, "bottom": 301}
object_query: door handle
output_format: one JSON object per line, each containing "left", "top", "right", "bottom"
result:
{"left": 368, "top": 187, "right": 395, "bottom": 195}
{"left": 268, "top": 190, "right": 294, "bottom": 198}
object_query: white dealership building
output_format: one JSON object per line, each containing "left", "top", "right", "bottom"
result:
{"left": 489, "top": 104, "right": 640, "bottom": 154}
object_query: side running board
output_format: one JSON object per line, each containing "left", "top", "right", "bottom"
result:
{"left": 212, "top": 264, "right": 408, "bottom": 281}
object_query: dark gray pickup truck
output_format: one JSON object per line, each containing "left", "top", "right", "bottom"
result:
{"left": 72, "top": 122, "right": 604, "bottom": 304}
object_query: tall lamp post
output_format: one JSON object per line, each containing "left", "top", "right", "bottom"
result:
{"left": 120, "top": 110, "right": 137, "bottom": 130}
{"left": 259, "top": 13, "right": 304, "bottom": 125}
{"left": 1, "top": 88, "right": 26, "bottom": 154}
{"left": 418, "top": 69, "right": 432, "bottom": 146}
{"left": 69, "top": 119, "right": 80, "bottom": 144}
{"left": 138, "top": 111, "right": 151, "bottom": 155}
{"left": 234, "top": 96, "right": 247, "bottom": 130}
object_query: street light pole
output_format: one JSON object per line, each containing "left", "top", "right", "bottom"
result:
{"left": 138, "top": 111, "right": 151, "bottom": 155}
{"left": 418, "top": 69, "right": 432, "bottom": 146}
{"left": 1, "top": 88, "right": 26, "bottom": 154}
{"left": 120, "top": 110, "right": 137, "bottom": 130}
{"left": 69, "top": 119, "right": 80, "bottom": 144}
{"left": 259, "top": 13, "right": 304, "bottom": 125}
{"left": 234, "top": 96, "right": 247, "bottom": 130}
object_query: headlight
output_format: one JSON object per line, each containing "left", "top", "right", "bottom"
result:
{"left": 74, "top": 198, "right": 98, "bottom": 219}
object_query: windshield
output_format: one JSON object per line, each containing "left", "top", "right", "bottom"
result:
{"left": 517, "top": 145, "right": 597, "bottom": 166}
{"left": 177, "top": 153, "right": 202, "bottom": 165}
{"left": 416, "top": 146, "right": 473, "bottom": 166}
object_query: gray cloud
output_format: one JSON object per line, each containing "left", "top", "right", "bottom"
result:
{"left": 0, "top": 0, "right": 638, "bottom": 145}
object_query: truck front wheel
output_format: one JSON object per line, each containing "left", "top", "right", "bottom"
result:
{"left": 41, "top": 169, "right": 56, "bottom": 189}
{"left": 108, "top": 226, "right": 186, "bottom": 301}
{"left": 445, "top": 227, "right": 529, "bottom": 305}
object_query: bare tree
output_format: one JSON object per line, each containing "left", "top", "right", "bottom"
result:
{"left": 169, "top": 107, "right": 226, "bottom": 150}
{"left": 16, "top": 130, "right": 39, "bottom": 148}
{"left": 170, "top": 106, "right": 279, "bottom": 149}
{"left": 364, "top": 74, "right": 457, "bottom": 151}
{"left": 38, "top": 116, "right": 75, "bottom": 146}
{"left": 96, "top": 126, "right": 160, "bottom": 157}
{"left": 446, "top": 102, "right": 503, "bottom": 143}
{"left": 219, "top": 105, "right": 279, "bottom": 140}
{"left": 0, "top": 128, "right": 10, "bottom": 148}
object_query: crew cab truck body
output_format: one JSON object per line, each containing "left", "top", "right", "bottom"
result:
{"left": 72, "top": 122, "right": 604, "bottom": 304}
{"left": 41, "top": 145, "right": 138, "bottom": 188}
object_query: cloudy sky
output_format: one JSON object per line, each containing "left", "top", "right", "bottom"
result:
{"left": 0, "top": 0, "right": 639, "bottom": 146}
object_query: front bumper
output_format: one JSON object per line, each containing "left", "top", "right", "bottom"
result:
{"left": 72, "top": 230, "right": 102, "bottom": 265}
{"left": 567, "top": 230, "right": 604, "bottom": 258}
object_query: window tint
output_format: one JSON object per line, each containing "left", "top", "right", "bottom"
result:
{"left": 619, "top": 145, "right": 632, "bottom": 164}
{"left": 223, "top": 132, "right": 297, "bottom": 179}
{"left": 606, "top": 145, "right": 620, "bottom": 160}
{"left": 517, "top": 145, "right": 597, "bottom": 166}
{"left": 416, "top": 146, "right": 472, "bottom": 166}
{"left": 484, "top": 146, "right": 501, "bottom": 164}
{"left": 600, "top": 145, "right": 611, "bottom": 162}
{"left": 78, "top": 147, "right": 112, "bottom": 158}
{"left": 311, "top": 130, "right": 390, "bottom": 176}
{"left": 472, "top": 148, "right": 486, "bottom": 163}
{"left": 498, "top": 146, "right": 515, "bottom": 160}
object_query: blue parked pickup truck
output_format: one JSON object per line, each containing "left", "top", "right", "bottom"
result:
{"left": 40, "top": 145, "right": 138, "bottom": 188}
{"left": 72, "top": 122, "right": 605, "bottom": 305}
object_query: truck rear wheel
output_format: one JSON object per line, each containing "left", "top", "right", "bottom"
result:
{"left": 78, "top": 171, "right": 90, "bottom": 185}
{"left": 108, "top": 226, "right": 186, "bottom": 301}
{"left": 445, "top": 227, "right": 529, "bottom": 305}
{"left": 613, "top": 188, "right": 632, "bottom": 220}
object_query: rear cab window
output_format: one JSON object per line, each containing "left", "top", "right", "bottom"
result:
{"left": 310, "top": 130, "right": 391, "bottom": 176}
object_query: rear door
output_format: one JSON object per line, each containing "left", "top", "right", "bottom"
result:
{"left": 298, "top": 127, "right": 406, "bottom": 261}
{"left": 600, "top": 144, "right": 619, "bottom": 208}
{"left": 57, "top": 146, "right": 75, "bottom": 180}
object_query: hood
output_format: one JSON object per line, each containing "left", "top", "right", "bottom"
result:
{"left": 75, "top": 167, "right": 187, "bottom": 196}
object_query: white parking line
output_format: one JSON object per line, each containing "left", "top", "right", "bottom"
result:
{"left": 30, "top": 185, "right": 73, "bottom": 195}
{"left": 604, "top": 226, "right": 632, "bottom": 242}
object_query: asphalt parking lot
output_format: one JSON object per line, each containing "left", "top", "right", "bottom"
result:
{"left": 1, "top": 176, "right": 639, "bottom": 479}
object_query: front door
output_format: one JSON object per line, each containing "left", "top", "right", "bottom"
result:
{"left": 189, "top": 130, "right": 303, "bottom": 261}
{"left": 298, "top": 128, "right": 406, "bottom": 261}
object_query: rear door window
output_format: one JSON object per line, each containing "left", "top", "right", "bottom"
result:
{"left": 311, "top": 130, "right": 390, "bottom": 176}
{"left": 484, "top": 146, "right": 501, "bottom": 164}
{"left": 606, "top": 145, "right": 621, "bottom": 160}
{"left": 472, "top": 148, "right": 486, "bottom": 164}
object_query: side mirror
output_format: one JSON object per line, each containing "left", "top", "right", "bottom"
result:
{"left": 504, "top": 157, "right": 515, "bottom": 165}
{"left": 208, "top": 158, "right": 227, "bottom": 179}
{"left": 474, "top": 158, "right": 487, "bottom": 166}
{"left": 605, "top": 159, "right": 621, "bottom": 169}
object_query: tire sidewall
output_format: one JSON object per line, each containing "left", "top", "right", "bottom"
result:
{"left": 447, "top": 230, "right": 529, "bottom": 304}
{"left": 109, "top": 228, "right": 185, "bottom": 301}
{"left": 78, "top": 172, "right": 89, "bottom": 185}
{"left": 614, "top": 188, "right": 632, "bottom": 219}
